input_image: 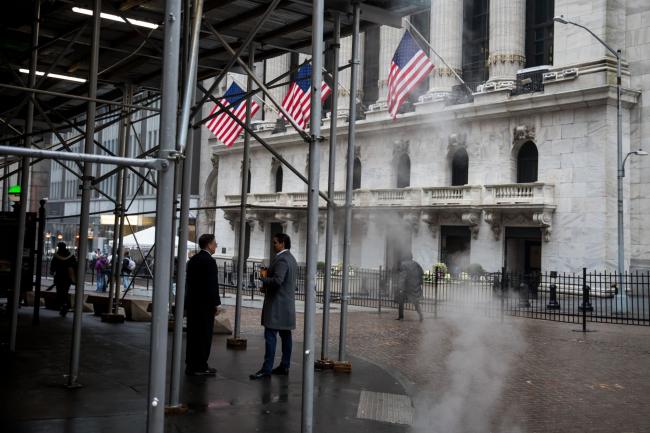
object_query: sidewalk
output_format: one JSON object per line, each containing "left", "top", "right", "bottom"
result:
{"left": 1, "top": 307, "right": 410, "bottom": 433}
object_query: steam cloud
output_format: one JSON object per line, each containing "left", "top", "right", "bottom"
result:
{"left": 412, "top": 301, "right": 526, "bottom": 433}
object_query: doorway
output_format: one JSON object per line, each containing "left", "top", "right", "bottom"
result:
{"left": 504, "top": 227, "right": 542, "bottom": 275}
{"left": 440, "top": 226, "right": 471, "bottom": 276}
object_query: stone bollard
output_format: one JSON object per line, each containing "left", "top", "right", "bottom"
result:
{"left": 519, "top": 282, "right": 531, "bottom": 308}
{"left": 546, "top": 282, "right": 561, "bottom": 310}
{"left": 579, "top": 284, "right": 594, "bottom": 312}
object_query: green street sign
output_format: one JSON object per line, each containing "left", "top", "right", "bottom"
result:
{"left": 8, "top": 184, "right": 21, "bottom": 194}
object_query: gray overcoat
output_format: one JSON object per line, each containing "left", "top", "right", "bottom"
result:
{"left": 260, "top": 250, "right": 297, "bottom": 330}
{"left": 398, "top": 259, "right": 424, "bottom": 303}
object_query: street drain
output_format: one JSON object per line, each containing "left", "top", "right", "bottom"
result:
{"left": 356, "top": 390, "right": 413, "bottom": 425}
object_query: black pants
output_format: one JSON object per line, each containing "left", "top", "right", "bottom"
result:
{"left": 398, "top": 297, "right": 423, "bottom": 320}
{"left": 185, "top": 309, "right": 215, "bottom": 372}
{"left": 56, "top": 282, "right": 71, "bottom": 312}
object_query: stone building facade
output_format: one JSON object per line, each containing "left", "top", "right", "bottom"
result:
{"left": 200, "top": 0, "right": 650, "bottom": 275}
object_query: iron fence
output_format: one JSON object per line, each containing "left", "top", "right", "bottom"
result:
{"left": 216, "top": 261, "right": 650, "bottom": 327}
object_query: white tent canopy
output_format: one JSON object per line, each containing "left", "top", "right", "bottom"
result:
{"left": 109, "top": 226, "right": 198, "bottom": 256}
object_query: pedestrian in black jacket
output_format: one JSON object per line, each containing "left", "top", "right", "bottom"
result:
{"left": 49, "top": 242, "right": 77, "bottom": 317}
{"left": 185, "top": 233, "right": 221, "bottom": 376}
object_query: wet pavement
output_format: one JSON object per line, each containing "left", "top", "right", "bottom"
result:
{"left": 3, "top": 300, "right": 650, "bottom": 433}
{"left": 0, "top": 307, "right": 408, "bottom": 433}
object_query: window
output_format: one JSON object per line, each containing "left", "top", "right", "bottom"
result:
{"left": 462, "top": 0, "right": 489, "bottom": 85}
{"left": 353, "top": 158, "right": 362, "bottom": 190}
{"left": 451, "top": 148, "right": 469, "bottom": 186}
{"left": 525, "top": 0, "right": 554, "bottom": 67}
{"left": 396, "top": 154, "right": 410, "bottom": 188}
{"left": 274, "top": 166, "right": 283, "bottom": 193}
{"left": 517, "top": 141, "right": 538, "bottom": 183}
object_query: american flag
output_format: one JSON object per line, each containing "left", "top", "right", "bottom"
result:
{"left": 281, "top": 63, "right": 332, "bottom": 129}
{"left": 387, "top": 31, "right": 435, "bottom": 119}
{"left": 206, "top": 82, "right": 260, "bottom": 147}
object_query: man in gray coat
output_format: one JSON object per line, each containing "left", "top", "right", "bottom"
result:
{"left": 250, "top": 233, "right": 297, "bottom": 380}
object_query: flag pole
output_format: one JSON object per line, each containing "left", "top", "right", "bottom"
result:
{"left": 403, "top": 19, "right": 474, "bottom": 95}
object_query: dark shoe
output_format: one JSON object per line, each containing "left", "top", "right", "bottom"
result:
{"left": 185, "top": 369, "right": 216, "bottom": 377}
{"left": 249, "top": 370, "right": 271, "bottom": 380}
{"left": 59, "top": 308, "right": 67, "bottom": 317}
{"left": 271, "top": 366, "right": 289, "bottom": 376}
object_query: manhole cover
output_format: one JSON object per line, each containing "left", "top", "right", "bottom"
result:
{"left": 356, "top": 390, "right": 413, "bottom": 425}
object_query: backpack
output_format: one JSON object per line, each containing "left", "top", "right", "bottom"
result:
{"left": 128, "top": 258, "right": 136, "bottom": 271}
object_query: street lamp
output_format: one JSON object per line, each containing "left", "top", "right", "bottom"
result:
{"left": 622, "top": 150, "right": 648, "bottom": 177}
{"left": 554, "top": 16, "right": 628, "bottom": 311}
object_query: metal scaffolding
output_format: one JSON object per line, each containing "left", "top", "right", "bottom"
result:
{"left": 0, "top": 1, "right": 426, "bottom": 432}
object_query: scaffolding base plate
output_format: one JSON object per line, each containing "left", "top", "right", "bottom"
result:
{"left": 101, "top": 313, "right": 125, "bottom": 324}
{"left": 226, "top": 337, "right": 247, "bottom": 350}
{"left": 315, "top": 359, "right": 335, "bottom": 370}
{"left": 165, "top": 404, "right": 189, "bottom": 415}
{"left": 333, "top": 361, "right": 352, "bottom": 373}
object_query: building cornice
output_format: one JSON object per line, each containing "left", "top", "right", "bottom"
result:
{"left": 210, "top": 84, "right": 641, "bottom": 155}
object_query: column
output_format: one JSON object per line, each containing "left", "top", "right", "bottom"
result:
{"left": 372, "top": 26, "right": 403, "bottom": 110}
{"left": 264, "top": 53, "right": 290, "bottom": 122}
{"left": 428, "top": 0, "right": 464, "bottom": 96}
{"left": 488, "top": 0, "right": 526, "bottom": 83}
{"left": 334, "top": 35, "right": 352, "bottom": 119}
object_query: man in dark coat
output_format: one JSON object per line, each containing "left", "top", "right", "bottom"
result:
{"left": 250, "top": 233, "right": 297, "bottom": 380}
{"left": 396, "top": 255, "right": 424, "bottom": 321}
{"left": 185, "top": 233, "right": 221, "bottom": 376}
{"left": 49, "top": 242, "right": 77, "bottom": 317}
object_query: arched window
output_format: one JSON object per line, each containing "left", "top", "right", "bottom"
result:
{"left": 517, "top": 141, "right": 538, "bottom": 183}
{"left": 247, "top": 170, "right": 251, "bottom": 193}
{"left": 352, "top": 158, "right": 362, "bottom": 190}
{"left": 274, "top": 166, "right": 283, "bottom": 193}
{"left": 396, "top": 154, "right": 410, "bottom": 188}
{"left": 451, "top": 148, "right": 469, "bottom": 186}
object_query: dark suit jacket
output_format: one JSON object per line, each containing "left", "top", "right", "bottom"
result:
{"left": 185, "top": 250, "right": 221, "bottom": 312}
{"left": 260, "top": 250, "right": 297, "bottom": 330}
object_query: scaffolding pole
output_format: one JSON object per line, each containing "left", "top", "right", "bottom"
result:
{"left": 233, "top": 44, "right": 255, "bottom": 346}
{"left": 338, "top": 2, "right": 361, "bottom": 366}
{"left": 9, "top": 0, "right": 39, "bottom": 353}
{"left": 301, "top": 0, "right": 323, "bottom": 431}
{"left": 0, "top": 83, "right": 161, "bottom": 112}
{"left": 191, "top": 0, "right": 283, "bottom": 119}
{"left": 107, "top": 86, "right": 131, "bottom": 315}
{"left": 67, "top": 0, "right": 101, "bottom": 388}
{"left": 146, "top": 0, "right": 181, "bottom": 430}
{"left": 320, "top": 13, "right": 341, "bottom": 365}
{"left": 0, "top": 145, "right": 165, "bottom": 169}
{"left": 169, "top": 0, "right": 203, "bottom": 408}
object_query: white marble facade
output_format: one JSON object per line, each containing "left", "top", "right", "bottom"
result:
{"left": 199, "top": 0, "right": 650, "bottom": 274}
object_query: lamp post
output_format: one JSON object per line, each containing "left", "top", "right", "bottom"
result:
{"left": 554, "top": 16, "right": 629, "bottom": 311}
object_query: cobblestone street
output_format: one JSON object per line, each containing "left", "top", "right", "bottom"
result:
{"left": 225, "top": 303, "right": 650, "bottom": 433}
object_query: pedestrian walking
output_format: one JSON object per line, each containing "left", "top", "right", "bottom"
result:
{"left": 49, "top": 242, "right": 77, "bottom": 317}
{"left": 396, "top": 254, "right": 424, "bottom": 321}
{"left": 95, "top": 253, "right": 108, "bottom": 292}
{"left": 250, "top": 233, "right": 297, "bottom": 380}
{"left": 185, "top": 233, "right": 221, "bottom": 376}
{"left": 121, "top": 251, "right": 135, "bottom": 290}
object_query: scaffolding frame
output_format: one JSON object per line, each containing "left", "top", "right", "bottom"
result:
{"left": 0, "top": 1, "right": 426, "bottom": 432}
